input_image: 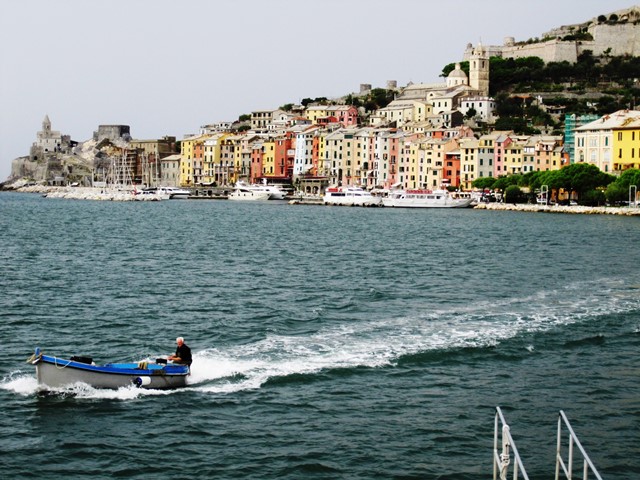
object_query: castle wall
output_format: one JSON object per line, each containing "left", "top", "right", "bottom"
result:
{"left": 589, "top": 23, "right": 640, "bottom": 57}
{"left": 501, "top": 40, "right": 579, "bottom": 63}
{"left": 464, "top": 18, "right": 640, "bottom": 64}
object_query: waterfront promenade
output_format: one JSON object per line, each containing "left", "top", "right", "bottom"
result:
{"left": 10, "top": 185, "right": 640, "bottom": 215}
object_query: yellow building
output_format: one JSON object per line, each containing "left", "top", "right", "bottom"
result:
{"left": 613, "top": 117, "right": 640, "bottom": 171}
{"left": 261, "top": 140, "right": 276, "bottom": 176}
{"left": 317, "top": 132, "right": 328, "bottom": 177}
{"left": 459, "top": 137, "right": 479, "bottom": 190}
{"left": 503, "top": 142, "right": 524, "bottom": 175}
{"left": 420, "top": 138, "right": 458, "bottom": 188}
{"left": 180, "top": 134, "right": 209, "bottom": 187}
{"left": 203, "top": 134, "right": 225, "bottom": 185}
{"left": 373, "top": 100, "right": 431, "bottom": 127}
{"left": 305, "top": 106, "right": 325, "bottom": 124}
{"left": 400, "top": 136, "right": 423, "bottom": 189}
{"left": 575, "top": 110, "right": 640, "bottom": 173}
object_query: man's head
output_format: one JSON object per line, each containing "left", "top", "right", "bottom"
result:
{"left": 176, "top": 337, "right": 184, "bottom": 346}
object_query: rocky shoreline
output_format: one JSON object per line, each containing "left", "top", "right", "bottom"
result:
{"left": 13, "top": 185, "right": 160, "bottom": 201}
{"left": 474, "top": 202, "right": 640, "bottom": 216}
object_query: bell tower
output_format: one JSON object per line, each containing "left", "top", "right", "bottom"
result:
{"left": 42, "top": 115, "right": 52, "bottom": 136}
{"left": 469, "top": 43, "right": 490, "bottom": 96}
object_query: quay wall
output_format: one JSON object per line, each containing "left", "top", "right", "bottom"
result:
{"left": 474, "top": 202, "right": 640, "bottom": 216}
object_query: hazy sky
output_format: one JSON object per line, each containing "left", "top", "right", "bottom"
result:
{"left": 0, "top": 0, "right": 635, "bottom": 180}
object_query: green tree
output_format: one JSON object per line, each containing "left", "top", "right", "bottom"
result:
{"left": 472, "top": 177, "right": 496, "bottom": 190}
{"left": 604, "top": 168, "right": 640, "bottom": 204}
{"left": 364, "top": 88, "right": 394, "bottom": 111}
{"left": 581, "top": 189, "right": 606, "bottom": 206}
{"left": 504, "top": 185, "right": 526, "bottom": 204}
{"left": 615, "top": 168, "right": 640, "bottom": 189}
{"left": 465, "top": 107, "right": 477, "bottom": 119}
{"left": 344, "top": 94, "right": 362, "bottom": 108}
{"left": 492, "top": 175, "right": 520, "bottom": 192}
{"left": 605, "top": 182, "right": 628, "bottom": 204}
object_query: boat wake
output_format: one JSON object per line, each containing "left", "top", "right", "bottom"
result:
{"left": 186, "top": 277, "right": 640, "bottom": 394}
{"left": 3, "top": 278, "right": 639, "bottom": 400}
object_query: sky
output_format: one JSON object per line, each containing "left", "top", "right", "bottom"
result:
{"left": 0, "top": 0, "right": 636, "bottom": 180}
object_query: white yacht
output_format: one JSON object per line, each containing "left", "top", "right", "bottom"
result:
{"left": 382, "top": 189, "right": 474, "bottom": 208}
{"left": 236, "top": 181, "right": 287, "bottom": 200}
{"left": 323, "top": 186, "right": 382, "bottom": 207}
{"left": 157, "top": 186, "right": 191, "bottom": 199}
{"left": 228, "top": 187, "right": 270, "bottom": 201}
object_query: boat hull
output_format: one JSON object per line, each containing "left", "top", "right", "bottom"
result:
{"left": 382, "top": 198, "right": 473, "bottom": 208}
{"left": 34, "top": 355, "right": 188, "bottom": 390}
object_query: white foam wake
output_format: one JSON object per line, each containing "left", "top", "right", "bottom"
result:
{"left": 3, "top": 278, "right": 638, "bottom": 399}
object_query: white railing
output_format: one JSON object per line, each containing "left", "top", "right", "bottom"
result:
{"left": 555, "top": 410, "right": 602, "bottom": 480}
{"left": 494, "top": 407, "right": 529, "bottom": 480}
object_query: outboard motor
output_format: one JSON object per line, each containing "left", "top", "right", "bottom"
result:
{"left": 133, "top": 376, "right": 151, "bottom": 388}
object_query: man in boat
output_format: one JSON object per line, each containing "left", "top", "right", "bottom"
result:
{"left": 168, "top": 337, "right": 192, "bottom": 366}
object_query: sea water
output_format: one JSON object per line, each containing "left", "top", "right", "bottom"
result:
{"left": 0, "top": 192, "right": 639, "bottom": 479}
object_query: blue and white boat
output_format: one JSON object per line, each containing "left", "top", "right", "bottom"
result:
{"left": 27, "top": 348, "right": 189, "bottom": 390}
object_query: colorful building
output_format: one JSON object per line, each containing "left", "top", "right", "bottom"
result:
{"left": 613, "top": 116, "right": 640, "bottom": 171}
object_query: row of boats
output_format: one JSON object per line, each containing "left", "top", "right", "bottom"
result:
{"left": 140, "top": 184, "right": 476, "bottom": 208}
{"left": 140, "top": 183, "right": 289, "bottom": 202}
{"left": 323, "top": 186, "right": 475, "bottom": 208}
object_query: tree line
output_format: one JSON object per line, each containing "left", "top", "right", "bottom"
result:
{"left": 471, "top": 163, "right": 640, "bottom": 206}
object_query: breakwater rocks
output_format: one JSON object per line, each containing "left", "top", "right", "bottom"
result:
{"left": 474, "top": 202, "right": 640, "bottom": 216}
{"left": 16, "top": 185, "right": 161, "bottom": 201}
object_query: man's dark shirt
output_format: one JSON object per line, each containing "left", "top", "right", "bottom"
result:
{"left": 175, "top": 344, "right": 192, "bottom": 366}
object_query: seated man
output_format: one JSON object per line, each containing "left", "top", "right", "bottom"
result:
{"left": 168, "top": 337, "right": 192, "bottom": 366}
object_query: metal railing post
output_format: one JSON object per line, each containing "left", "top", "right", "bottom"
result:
{"left": 556, "top": 415, "right": 562, "bottom": 480}
{"left": 555, "top": 410, "right": 603, "bottom": 480}
{"left": 494, "top": 407, "right": 529, "bottom": 480}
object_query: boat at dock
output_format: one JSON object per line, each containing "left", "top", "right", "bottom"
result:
{"left": 236, "top": 181, "right": 288, "bottom": 200}
{"left": 323, "top": 186, "right": 382, "bottom": 207}
{"left": 27, "top": 348, "right": 189, "bottom": 390}
{"left": 157, "top": 186, "right": 191, "bottom": 199}
{"left": 228, "top": 187, "right": 270, "bottom": 201}
{"left": 382, "top": 189, "right": 474, "bottom": 208}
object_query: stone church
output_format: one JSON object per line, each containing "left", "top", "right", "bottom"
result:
{"left": 29, "top": 115, "right": 74, "bottom": 161}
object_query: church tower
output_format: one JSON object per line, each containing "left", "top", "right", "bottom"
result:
{"left": 469, "top": 43, "right": 490, "bottom": 96}
{"left": 42, "top": 115, "right": 52, "bottom": 136}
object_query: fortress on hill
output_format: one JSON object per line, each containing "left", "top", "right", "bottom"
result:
{"left": 463, "top": 5, "right": 640, "bottom": 64}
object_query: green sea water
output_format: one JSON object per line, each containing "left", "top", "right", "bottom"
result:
{"left": 1, "top": 192, "right": 639, "bottom": 479}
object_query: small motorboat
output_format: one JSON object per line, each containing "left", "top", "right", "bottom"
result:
{"left": 27, "top": 347, "right": 189, "bottom": 390}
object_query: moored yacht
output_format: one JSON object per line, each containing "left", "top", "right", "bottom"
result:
{"left": 157, "top": 186, "right": 191, "bottom": 199}
{"left": 228, "top": 187, "right": 270, "bottom": 201}
{"left": 236, "top": 181, "right": 288, "bottom": 200}
{"left": 323, "top": 186, "right": 382, "bottom": 207}
{"left": 382, "top": 189, "right": 474, "bottom": 208}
